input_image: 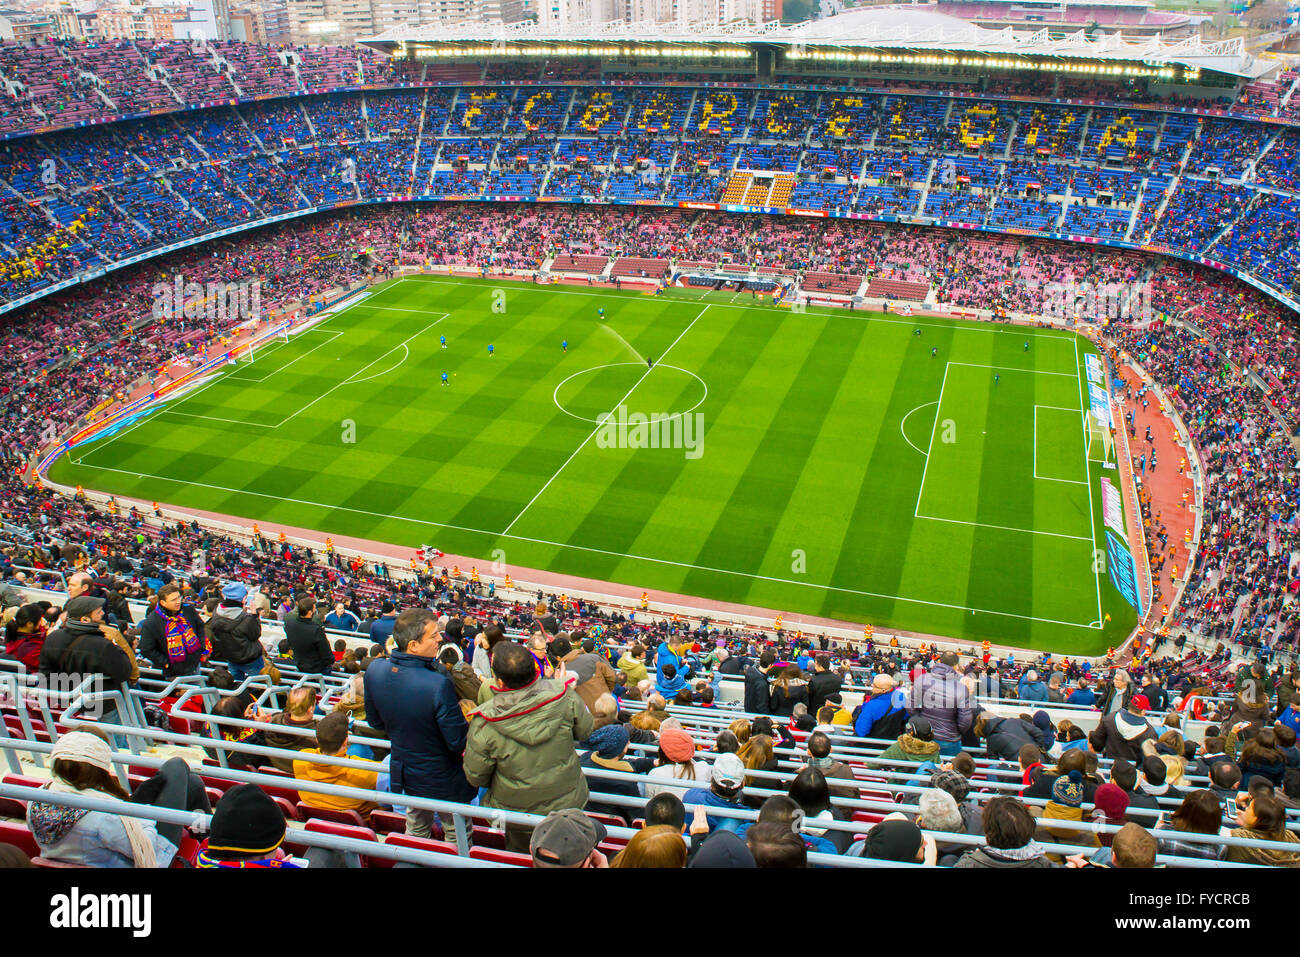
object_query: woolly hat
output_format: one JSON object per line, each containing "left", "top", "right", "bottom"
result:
{"left": 659, "top": 727, "right": 695, "bottom": 763}
{"left": 865, "top": 819, "right": 923, "bottom": 862}
{"left": 207, "top": 784, "right": 287, "bottom": 858}
{"left": 1052, "top": 769, "right": 1086, "bottom": 808}
{"left": 582, "top": 722, "right": 630, "bottom": 760}
{"left": 688, "top": 830, "right": 756, "bottom": 868}
{"left": 1093, "top": 782, "right": 1130, "bottom": 823}
{"left": 221, "top": 581, "right": 248, "bottom": 602}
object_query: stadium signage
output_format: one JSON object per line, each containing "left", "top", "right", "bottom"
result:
{"left": 1088, "top": 381, "right": 1112, "bottom": 429}
{"left": 1105, "top": 530, "right": 1143, "bottom": 614}
{"left": 1100, "top": 477, "right": 1126, "bottom": 539}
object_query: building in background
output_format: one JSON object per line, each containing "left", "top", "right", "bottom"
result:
{"left": 280, "top": 0, "right": 525, "bottom": 43}
{"left": 544, "top": 0, "right": 767, "bottom": 26}
{"left": 0, "top": 9, "right": 55, "bottom": 38}
{"left": 172, "top": 0, "right": 231, "bottom": 37}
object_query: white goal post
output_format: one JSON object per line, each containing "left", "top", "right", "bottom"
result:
{"left": 237, "top": 327, "right": 290, "bottom": 364}
{"left": 1084, "top": 410, "right": 1114, "bottom": 466}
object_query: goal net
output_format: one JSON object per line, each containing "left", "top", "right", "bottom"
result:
{"left": 1084, "top": 410, "right": 1114, "bottom": 466}
{"left": 237, "top": 328, "right": 290, "bottom": 364}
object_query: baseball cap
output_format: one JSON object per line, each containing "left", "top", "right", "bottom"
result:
{"left": 711, "top": 752, "right": 746, "bottom": 789}
{"left": 906, "top": 716, "right": 934, "bottom": 742}
{"left": 1129, "top": 694, "right": 1151, "bottom": 712}
{"left": 64, "top": 595, "right": 105, "bottom": 620}
{"left": 530, "top": 808, "right": 606, "bottom": 866}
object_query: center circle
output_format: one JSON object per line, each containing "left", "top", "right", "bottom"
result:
{"left": 553, "top": 362, "right": 708, "bottom": 425}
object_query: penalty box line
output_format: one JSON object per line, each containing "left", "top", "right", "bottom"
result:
{"left": 915, "top": 361, "right": 1095, "bottom": 542}
{"left": 149, "top": 307, "right": 448, "bottom": 433}
{"left": 1034, "top": 404, "right": 1089, "bottom": 486}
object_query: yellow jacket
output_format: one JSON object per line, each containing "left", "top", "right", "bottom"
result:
{"left": 293, "top": 749, "right": 380, "bottom": 811}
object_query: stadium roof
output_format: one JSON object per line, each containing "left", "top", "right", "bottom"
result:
{"left": 362, "top": 6, "right": 1265, "bottom": 78}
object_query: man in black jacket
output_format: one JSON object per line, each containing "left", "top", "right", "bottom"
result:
{"left": 973, "top": 711, "right": 1046, "bottom": 761}
{"left": 39, "top": 595, "right": 135, "bottom": 732}
{"left": 744, "top": 650, "right": 775, "bottom": 715}
{"left": 717, "top": 650, "right": 746, "bottom": 676}
{"left": 138, "top": 583, "right": 209, "bottom": 679}
{"left": 284, "top": 595, "right": 333, "bottom": 675}
{"left": 807, "top": 654, "right": 842, "bottom": 714}
{"left": 1140, "top": 673, "right": 1169, "bottom": 713}
{"left": 1094, "top": 694, "right": 1158, "bottom": 762}
{"left": 206, "top": 582, "right": 264, "bottom": 683}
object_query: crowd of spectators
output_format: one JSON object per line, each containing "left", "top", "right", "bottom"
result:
{"left": 0, "top": 69, "right": 1294, "bottom": 302}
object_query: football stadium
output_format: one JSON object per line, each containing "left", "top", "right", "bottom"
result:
{"left": 0, "top": 4, "right": 1298, "bottom": 883}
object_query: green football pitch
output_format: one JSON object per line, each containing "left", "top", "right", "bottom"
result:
{"left": 51, "top": 275, "right": 1139, "bottom": 654}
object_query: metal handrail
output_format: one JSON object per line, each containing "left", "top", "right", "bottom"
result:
{"left": 0, "top": 783, "right": 504, "bottom": 868}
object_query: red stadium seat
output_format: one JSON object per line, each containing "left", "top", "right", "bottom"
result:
{"left": 0, "top": 820, "right": 39, "bottom": 859}
{"left": 198, "top": 773, "right": 237, "bottom": 795}
{"left": 384, "top": 832, "right": 460, "bottom": 861}
{"left": 0, "top": 774, "right": 43, "bottom": 819}
{"left": 468, "top": 846, "right": 532, "bottom": 867}
{"left": 294, "top": 802, "right": 368, "bottom": 828}
{"left": 368, "top": 809, "right": 406, "bottom": 835}
{"left": 470, "top": 824, "right": 506, "bottom": 849}
{"left": 297, "top": 819, "right": 384, "bottom": 867}
{"left": 250, "top": 778, "right": 302, "bottom": 806}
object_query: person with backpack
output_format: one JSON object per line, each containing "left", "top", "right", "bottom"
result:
{"left": 854, "top": 674, "right": 907, "bottom": 740}
{"left": 204, "top": 582, "right": 264, "bottom": 684}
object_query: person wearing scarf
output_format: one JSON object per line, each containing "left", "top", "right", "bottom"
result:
{"left": 954, "top": 796, "right": 1056, "bottom": 868}
{"left": 139, "top": 583, "right": 209, "bottom": 679}
{"left": 26, "top": 731, "right": 203, "bottom": 868}
{"left": 2, "top": 602, "right": 48, "bottom": 672}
